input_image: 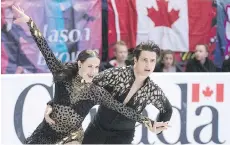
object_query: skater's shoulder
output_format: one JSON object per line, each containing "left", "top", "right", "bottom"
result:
{"left": 148, "top": 80, "right": 164, "bottom": 91}
{"left": 102, "top": 65, "right": 130, "bottom": 74}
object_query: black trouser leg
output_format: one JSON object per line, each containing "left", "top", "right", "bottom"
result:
{"left": 82, "top": 122, "right": 106, "bottom": 144}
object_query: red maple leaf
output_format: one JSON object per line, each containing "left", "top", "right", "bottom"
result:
{"left": 202, "top": 86, "right": 213, "bottom": 97}
{"left": 147, "top": 0, "right": 180, "bottom": 28}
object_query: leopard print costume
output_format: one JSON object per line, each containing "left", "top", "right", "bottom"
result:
{"left": 24, "top": 18, "right": 152, "bottom": 144}
{"left": 92, "top": 66, "right": 172, "bottom": 114}
{"left": 80, "top": 61, "right": 172, "bottom": 144}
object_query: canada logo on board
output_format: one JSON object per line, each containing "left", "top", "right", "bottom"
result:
{"left": 192, "top": 84, "right": 224, "bottom": 103}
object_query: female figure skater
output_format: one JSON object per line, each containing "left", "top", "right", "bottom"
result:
{"left": 12, "top": 6, "right": 162, "bottom": 144}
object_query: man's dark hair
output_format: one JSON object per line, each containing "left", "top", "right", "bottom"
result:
{"left": 133, "top": 41, "right": 161, "bottom": 60}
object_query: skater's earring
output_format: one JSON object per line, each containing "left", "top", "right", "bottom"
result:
{"left": 77, "top": 61, "right": 82, "bottom": 69}
{"left": 134, "top": 57, "right": 137, "bottom": 64}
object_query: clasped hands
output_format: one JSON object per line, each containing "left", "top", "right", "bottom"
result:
{"left": 143, "top": 120, "right": 170, "bottom": 134}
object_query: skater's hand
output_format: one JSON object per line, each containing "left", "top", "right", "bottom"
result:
{"left": 44, "top": 105, "right": 55, "bottom": 125}
{"left": 155, "top": 126, "right": 168, "bottom": 134}
{"left": 144, "top": 120, "right": 170, "bottom": 134}
{"left": 153, "top": 121, "right": 171, "bottom": 134}
{"left": 12, "top": 5, "right": 30, "bottom": 23}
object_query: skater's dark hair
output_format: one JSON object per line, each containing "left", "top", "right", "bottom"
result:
{"left": 53, "top": 50, "right": 99, "bottom": 82}
{"left": 133, "top": 41, "right": 161, "bottom": 60}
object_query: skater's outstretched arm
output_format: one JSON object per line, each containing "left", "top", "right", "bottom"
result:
{"left": 73, "top": 83, "right": 154, "bottom": 127}
{"left": 13, "top": 5, "right": 63, "bottom": 74}
{"left": 94, "top": 85, "right": 151, "bottom": 124}
{"left": 26, "top": 18, "right": 63, "bottom": 73}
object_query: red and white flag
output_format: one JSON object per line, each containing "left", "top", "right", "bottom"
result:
{"left": 108, "top": 0, "right": 216, "bottom": 58}
{"left": 192, "top": 83, "right": 224, "bottom": 103}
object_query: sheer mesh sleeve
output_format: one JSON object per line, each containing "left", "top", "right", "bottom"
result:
{"left": 26, "top": 18, "right": 63, "bottom": 73}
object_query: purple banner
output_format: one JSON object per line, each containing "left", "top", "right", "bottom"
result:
{"left": 1, "top": 0, "right": 102, "bottom": 74}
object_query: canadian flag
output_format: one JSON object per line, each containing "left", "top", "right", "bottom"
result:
{"left": 108, "top": 0, "right": 216, "bottom": 58}
{"left": 192, "top": 84, "right": 224, "bottom": 103}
